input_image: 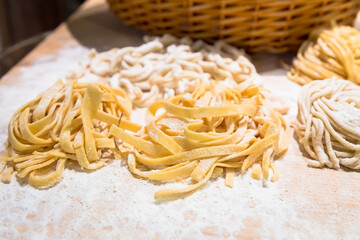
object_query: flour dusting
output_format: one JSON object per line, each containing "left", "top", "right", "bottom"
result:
{"left": 1, "top": 41, "right": 360, "bottom": 240}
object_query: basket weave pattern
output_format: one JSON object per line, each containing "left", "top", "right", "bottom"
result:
{"left": 107, "top": 0, "right": 359, "bottom": 53}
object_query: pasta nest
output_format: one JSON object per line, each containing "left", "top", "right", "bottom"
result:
{"left": 295, "top": 78, "right": 360, "bottom": 170}
{"left": 69, "top": 34, "right": 259, "bottom": 107}
{"left": 110, "top": 80, "right": 291, "bottom": 200}
{"left": 288, "top": 25, "right": 360, "bottom": 85}
{"left": 0, "top": 80, "right": 135, "bottom": 188}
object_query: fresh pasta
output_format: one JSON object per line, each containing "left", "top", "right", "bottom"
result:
{"left": 0, "top": 80, "right": 139, "bottom": 188}
{"left": 110, "top": 81, "right": 291, "bottom": 200}
{"left": 69, "top": 34, "right": 259, "bottom": 107}
{"left": 287, "top": 25, "right": 360, "bottom": 85}
{"left": 0, "top": 35, "right": 292, "bottom": 200}
{"left": 295, "top": 78, "right": 360, "bottom": 169}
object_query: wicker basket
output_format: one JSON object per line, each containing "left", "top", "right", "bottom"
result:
{"left": 107, "top": 0, "right": 359, "bottom": 53}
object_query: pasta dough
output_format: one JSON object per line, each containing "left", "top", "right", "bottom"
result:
{"left": 110, "top": 81, "right": 291, "bottom": 200}
{"left": 0, "top": 80, "right": 138, "bottom": 188}
{"left": 295, "top": 78, "right": 360, "bottom": 169}
{"left": 69, "top": 34, "right": 259, "bottom": 107}
{"left": 287, "top": 25, "right": 360, "bottom": 85}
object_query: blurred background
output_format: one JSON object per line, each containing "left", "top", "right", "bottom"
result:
{"left": 0, "top": 0, "right": 85, "bottom": 76}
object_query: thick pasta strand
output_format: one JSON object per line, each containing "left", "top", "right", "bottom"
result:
{"left": 295, "top": 78, "right": 360, "bottom": 169}
{"left": 110, "top": 81, "right": 290, "bottom": 200}
{"left": 288, "top": 25, "right": 360, "bottom": 85}
{"left": 0, "top": 80, "right": 139, "bottom": 188}
{"left": 69, "top": 34, "right": 260, "bottom": 107}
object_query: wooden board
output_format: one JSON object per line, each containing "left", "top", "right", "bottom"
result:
{"left": 1, "top": 1, "right": 359, "bottom": 239}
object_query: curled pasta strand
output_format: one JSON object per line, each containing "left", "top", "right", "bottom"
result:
{"left": 70, "top": 34, "right": 260, "bottom": 107}
{"left": 295, "top": 78, "right": 360, "bottom": 170}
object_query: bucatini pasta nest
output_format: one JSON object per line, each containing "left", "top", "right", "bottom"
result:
{"left": 69, "top": 34, "right": 259, "bottom": 107}
{"left": 295, "top": 78, "right": 360, "bottom": 170}
{"left": 110, "top": 80, "right": 291, "bottom": 200}
{"left": 0, "top": 80, "right": 139, "bottom": 188}
{"left": 287, "top": 25, "right": 360, "bottom": 85}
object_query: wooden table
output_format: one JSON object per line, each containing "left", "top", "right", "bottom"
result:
{"left": 1, "top": 1, "right": 359, "bottom": 239}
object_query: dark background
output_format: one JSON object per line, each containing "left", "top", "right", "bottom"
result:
{"left": 0, "top": 0, "right": 84, "bottom": 49}
{"left": 0, "top": 0, "right": 85, "bottom": 76}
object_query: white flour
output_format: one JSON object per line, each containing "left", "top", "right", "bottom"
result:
{"left": 1, "top": 44, "right": 360, "bottom": 240}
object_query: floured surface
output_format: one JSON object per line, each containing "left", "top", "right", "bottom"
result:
{"left": 1, "top": 1, "right": 360, "bottom": 239}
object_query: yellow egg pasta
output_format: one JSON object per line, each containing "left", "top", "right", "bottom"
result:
{"left": 0, "top": 37, "right": 291, "bottom": 200}
{"left": 0, "top": 80, "right": 139, "bottom": 188}
{"left": 110, "top": 81, "right": 291, "bottom": 200}
{"left": 287, "top": 25, "right": 360, "bottom": 85}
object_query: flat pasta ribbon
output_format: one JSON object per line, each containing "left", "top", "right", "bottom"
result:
{"left": 110, "top": 81, "right": 290, "bottom": 200}
{"left": 0, "top": 80, "right": 139, "bottom": 188}
{"left": 287, "top": 25, "right": 360, "bottom": 85}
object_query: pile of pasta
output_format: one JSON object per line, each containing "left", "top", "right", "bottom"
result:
{"left": 295, "top": 78, "right": 360, "bottom": 170}
{"left": 69, "top": 34, "right": 259, "bottom": 107}
{"left": 287, "top": 25, "right": 360, "bottom": 85}
{"left": 110, "top": 80, "right": 291, "bottom": 200}
{"left": 0, "top": 36, "right": 293, "bottom": 199}
{"left": 0, "top": 80, "right": 138, "bottom": 188}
